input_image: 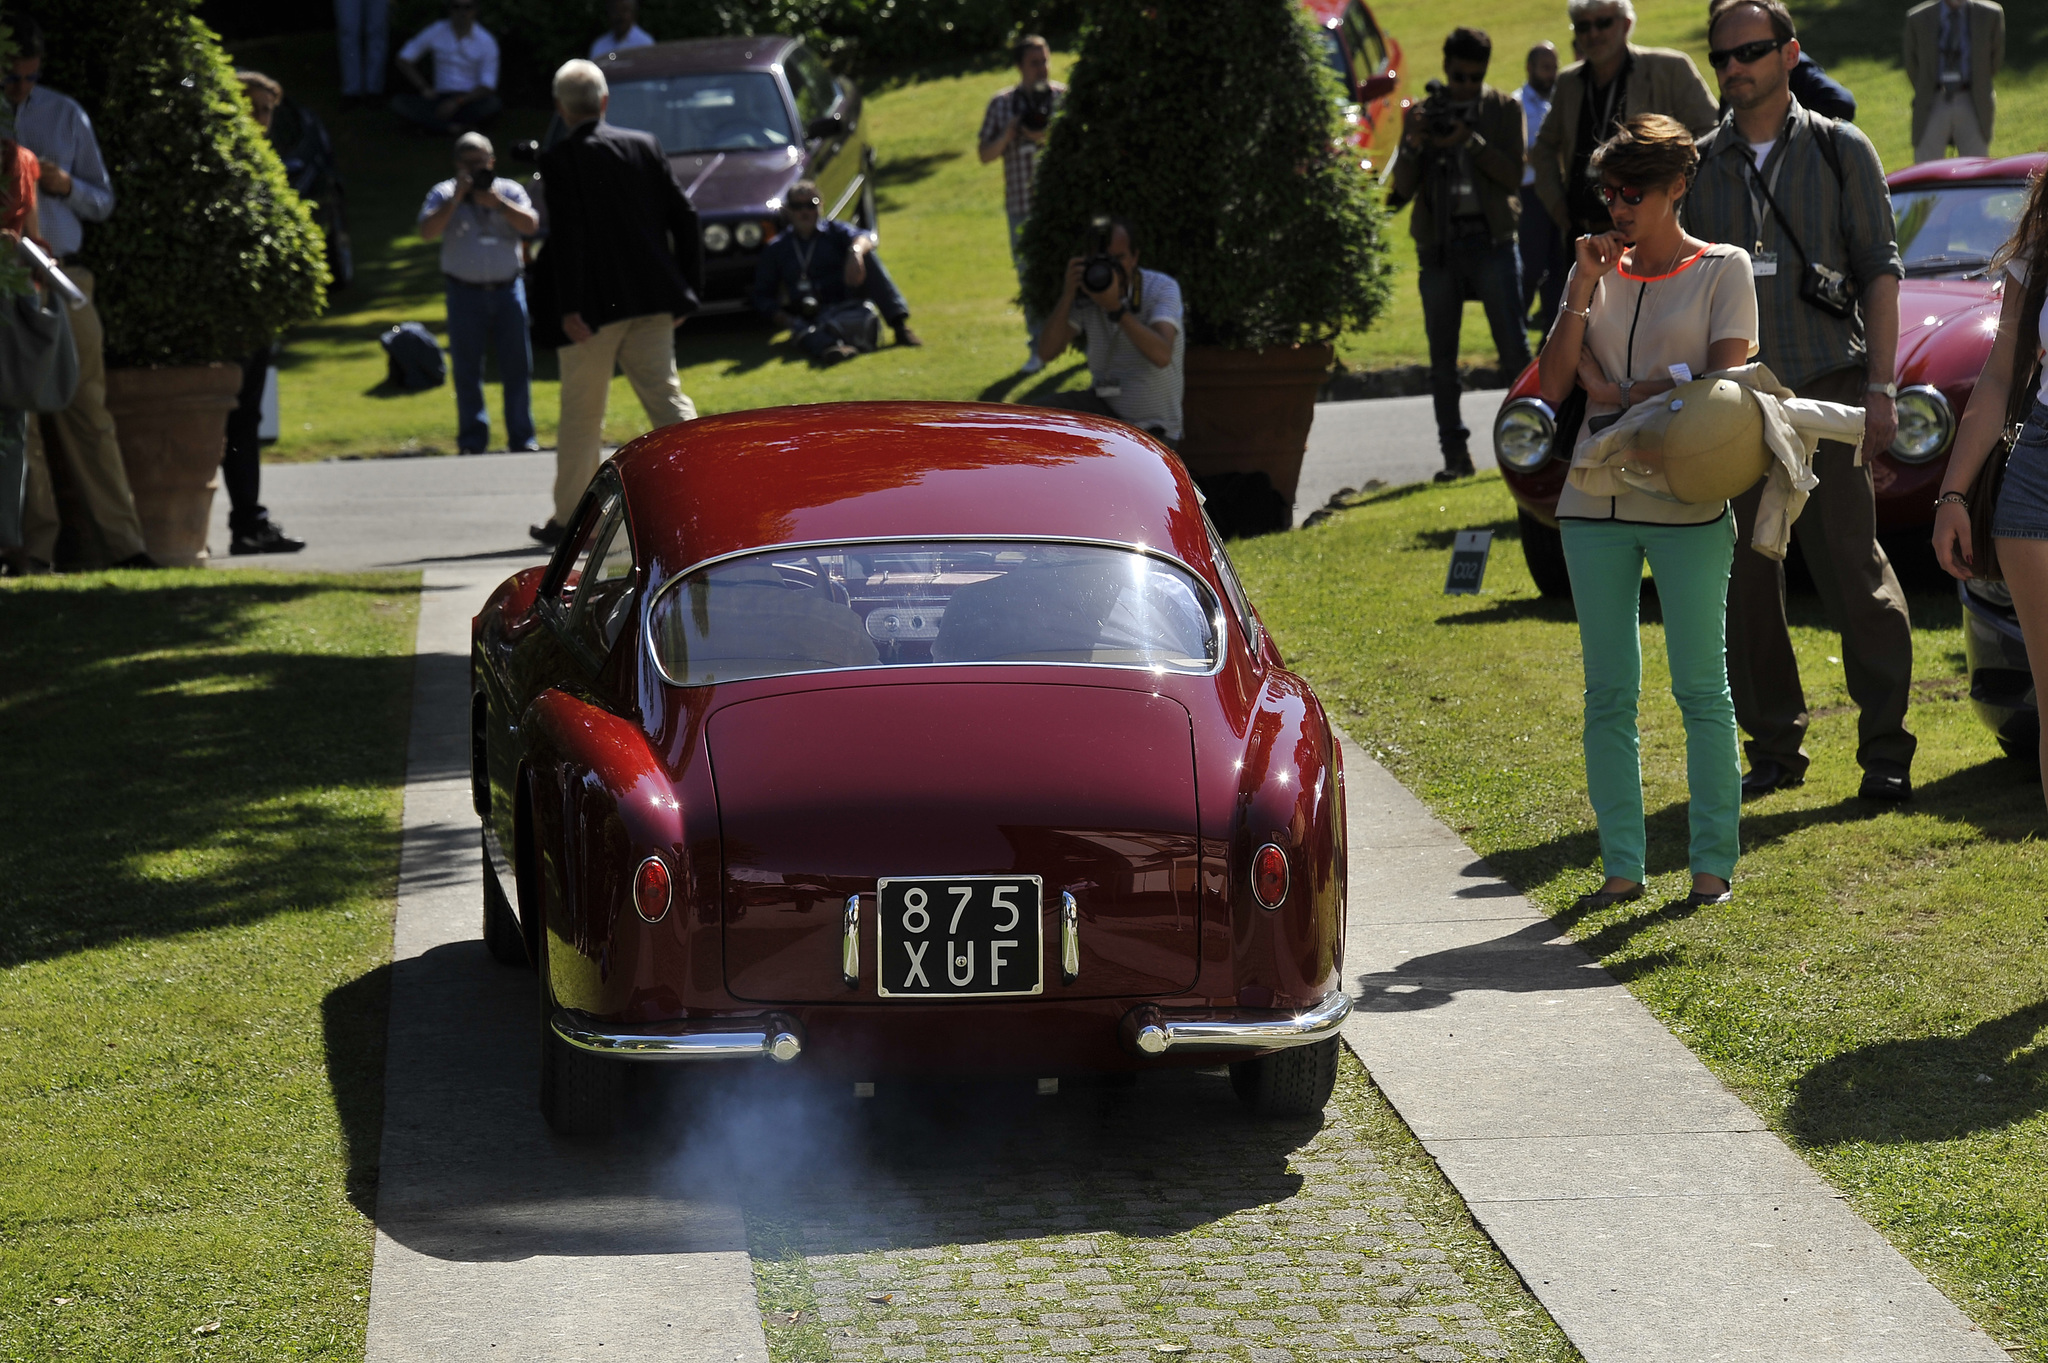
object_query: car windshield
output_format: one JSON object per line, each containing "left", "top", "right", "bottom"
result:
{"left": 604, "top": 72, "right": 794, "bottom": 153}
{"left": 648, "top": 540, "right": 1221, "bottom": 686}
{"left": 1894, "top": 184, "right": 2028, "bottom": 275}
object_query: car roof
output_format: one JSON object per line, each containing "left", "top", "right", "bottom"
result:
{"left": 595, "top": 35, "right": 799, "bottom": 80}
{"left": 612, "top": 403, "right": 1216, "bottom": 583}
{"left": 1889, "top": 152, "right": 2048, "bottom": 190}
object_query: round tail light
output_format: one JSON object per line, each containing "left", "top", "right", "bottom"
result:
{"left": 633, "top": 855, "right": 672, "bottom": 922}
{"left": 1252, "top": 843, "right": 1290, "bottom": 910}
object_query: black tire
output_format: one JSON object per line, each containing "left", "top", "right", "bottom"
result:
{"left": 1518, "top": 509, "right": 1573, "bottom": 600}
{"left": 482, "top": 834, "right": 527, "bottom": 967}
{"left": 1229, "top": 1037, "right": 1339, "bottom": 1118}
{"left": 537, "top": 934, "right": 624, "bottom": 1137}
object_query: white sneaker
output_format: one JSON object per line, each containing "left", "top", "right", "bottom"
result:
{"left": 1021, "top": 352, "right": 1045, "bottom": 375}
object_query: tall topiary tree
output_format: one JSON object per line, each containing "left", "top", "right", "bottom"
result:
{"left": 1019, "top": 0, "right": 1391, "bottom": 352}
{"left": 41, "top": 0, "right": 328, "bottom": 368}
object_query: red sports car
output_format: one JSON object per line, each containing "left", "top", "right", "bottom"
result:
{"left": 1490, "top": 153, "right": 2047, "bottom": 598}
{"left": 470, "top": 404, "right": 1351, "bottom": 1135}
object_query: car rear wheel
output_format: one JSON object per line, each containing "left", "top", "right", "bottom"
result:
{"left": 538, "top": 933, "right": 623, "bottom": 1137}
{"left": 1518, "top": 509, "right": 1573, "bottom": 600}
{"left": 482, "top": 833, "right": 527, "bottom": 967}
{"left": 1229, "top": 1037, "right": 1339, "bottom": 1118}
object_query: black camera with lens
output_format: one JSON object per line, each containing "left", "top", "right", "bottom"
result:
{"left": 1417, "top": 79, "right": 1463, "bottom": 138}
{"left": 1080, "top": 215, "right": 1125, "bottom": 297}
{"left": 794, "top": 292, "right": 821, "bottom": 322}
{"left": 1017, "top": 81, "right": 1055, "bottom": 132}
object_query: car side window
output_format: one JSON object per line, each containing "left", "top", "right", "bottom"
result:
{"left": 564, "top": 506, "right": 638, "bottom": 660}
{"left": 789, "top": 45, "right": 840, "bottom": 128}
{"left": 545, "top": 490, "right": 619, "bottom": 612}
{"left": 1205, "top": 517, "right": 1264, "bottom": 655}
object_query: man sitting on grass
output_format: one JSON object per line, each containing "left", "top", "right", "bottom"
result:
{"left": 751, "top": 180, "right": 921, "bottom": 365}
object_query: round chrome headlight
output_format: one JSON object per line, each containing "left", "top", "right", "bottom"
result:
{"left": 734, "top": 220, "right": 764, "bottom": 250}
{"left": 1494, "top": 397, "right": 1557, "bottom": 472}
{"left": 702, "top": 222, "right": 732, "bottom": 253}
{"left": 1889, "top": 384, "right": 1954, "bottom": 464}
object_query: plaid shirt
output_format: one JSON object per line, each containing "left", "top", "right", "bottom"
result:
{"left": 980, "top": 83, "right": 1066, "bottom": 220}
{"left": 1684, "top": 98, "right": 1904, "bottom": 392}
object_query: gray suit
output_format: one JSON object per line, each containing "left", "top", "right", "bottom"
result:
{"left": 1904, "top": 0, "right": 2004, "bottom": 160}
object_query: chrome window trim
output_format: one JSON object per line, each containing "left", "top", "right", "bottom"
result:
{"left": 641, "top": 533, "right": 1230, "bottom": 688}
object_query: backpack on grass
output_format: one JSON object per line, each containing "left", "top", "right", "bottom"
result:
{"left": 379, "top": 322, "right": 446, "bottom": 391}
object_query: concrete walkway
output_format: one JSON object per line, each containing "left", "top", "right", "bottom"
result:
{"left": 1336, "top": 732, "right": 2008, "bottom": 1363}
{"left": 366, "top": 565, "right": 770, "bottom": 1363}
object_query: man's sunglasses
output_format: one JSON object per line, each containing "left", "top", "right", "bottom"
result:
{"left": 2, "top": 71, "right": 38, "bottom": 87}
{"left": 1597, "top": 183, "right": 1649, "bottom": 206}
{"left": 1571, "top": 15, "right": 1618, "bottom": 35}
{"left": 1708, "top": 37, "right": 1786, "bottom": 68}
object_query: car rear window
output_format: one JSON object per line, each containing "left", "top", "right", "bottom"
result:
{"left": 605, "top": 72, "right": 795, "bottom": 153}
{"left": 648, "top": 541, "right": 1221, "bottom": 686}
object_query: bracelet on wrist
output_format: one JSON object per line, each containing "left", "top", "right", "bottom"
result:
{"left": 1934, "top": 490, "right": 1970, "bottom": 510}
{"left": 1560, "top": 304, "right": 1591, "bottom": 321}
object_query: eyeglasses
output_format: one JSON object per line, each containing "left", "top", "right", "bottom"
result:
{"left": 1708, "top": 37, "right": 1786, "bottom": 68}
{"left": 2, "top": 71, "right": 38, "bottom": 87}
{"left": 1571, "top": 15, "right": 1618, "bottom": 35}
{"left": 1596, "top": 183, "right": 1649, "bottom": 206}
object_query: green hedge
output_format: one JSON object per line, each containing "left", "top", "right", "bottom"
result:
{"left": 386, "top": 0, "right": 1086, "bottom": 106}
{"left": 42, "top": 0, "right": 328, "bottom": 368}
{"left": 1018, "top": 0, "right": 1392, "bottom": 351}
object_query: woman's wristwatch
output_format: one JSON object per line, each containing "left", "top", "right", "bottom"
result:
{"left": 1617, "top": 378, "right": 1634, "bottom": 407}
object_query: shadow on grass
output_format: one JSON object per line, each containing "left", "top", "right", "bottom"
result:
{"left": 1410, "top": 517, "right": 1518, "bottom": 551}
{"left": 1787, "top": 998, "right": 2048, "bottom": 1146}
{"left": 0, "top": 577, "right": 415, "bottom": 970}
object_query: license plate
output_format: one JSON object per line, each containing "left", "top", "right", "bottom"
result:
{"left": 875, "top": 876, "right": 1043, "bottom": 998}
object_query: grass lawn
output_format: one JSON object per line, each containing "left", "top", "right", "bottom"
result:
{"left": 235, "top": 0, "right": 2048, "bottom": 460}
{"left": 1231, "top": 475, "right": 2048, "bottom": 1360}
{"left": 0, "top": 572, "right": 417, "bottom": 1359}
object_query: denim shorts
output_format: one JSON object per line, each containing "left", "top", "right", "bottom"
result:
{"left": 1994, "top": 398, "right": 2048, "bottom": 541}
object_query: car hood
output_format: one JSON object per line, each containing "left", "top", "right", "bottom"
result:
{"left": 708, "top": 680, "right": 1203, "bottom": 1005}
{"left": 1897, "top": 276, "right": 2003, "bottom": 382}
{"left": 671, "top": 148, "right": 803, "bottom": 216}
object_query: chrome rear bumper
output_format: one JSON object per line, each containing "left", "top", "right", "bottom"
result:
{"left": 551, "top": 1009, "right": 803, "bottom": 1063}
{"left": 1123, "top": 990, "right": 1353, "bottom": 1055}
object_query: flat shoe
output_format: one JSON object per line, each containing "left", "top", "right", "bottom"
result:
{"left": 1682, "top": 889, "right": 1733, "bottom": 908}
{"left": 529, "top": 520, "right": 566, "bottom": 547}
{"left": 1740, "top": 759, "right": 1804, "bottom": 799}
{"left": 1858, "top": 771, "right": 1912, "bottom": 802}
{"left": 1571, "top": 885, "right": 1643, "bottom": 912}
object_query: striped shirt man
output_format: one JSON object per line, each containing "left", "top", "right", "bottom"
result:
{"left": 1683, "top": 97, "right": 1903, "bottom": 391}
{"left": 979, "top": 82, "right": 1065, "bottom": 221}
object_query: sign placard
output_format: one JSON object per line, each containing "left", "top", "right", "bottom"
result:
{"left": 1443, "top": 529, "right": 1494, "bottom": 596}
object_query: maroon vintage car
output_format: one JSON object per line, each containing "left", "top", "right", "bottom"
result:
{"left": 1491, "top": 153, "right": 2047, "bottom": 598}
{"left": 470, "top": 404, "right": 1352, "bottom": 1135}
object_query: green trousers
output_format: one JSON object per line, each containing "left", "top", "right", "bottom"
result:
{"left": 1561, "top": 513, "right": 1742, "bottom": 884}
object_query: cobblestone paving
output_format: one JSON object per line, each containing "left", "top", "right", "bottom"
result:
{"left": 717, "top": 1051, "right": 1573, "bottom": 1363}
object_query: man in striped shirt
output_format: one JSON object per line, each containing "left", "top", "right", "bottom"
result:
{"left": 1686, "top": 0, "right": 1915, "bottom": 805}
{"left": 979, "top": 36, "right": 1065, "bottom": 373}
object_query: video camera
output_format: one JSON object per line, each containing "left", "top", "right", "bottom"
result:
{"left": 1416, "top": 79, "right": 1463, "bottom": 139}
{"left": 1016, "top": 81, "right": 1055, "bottom": 132}
{"left": 1080, "top": 216, "right": 1125, "bottom": 297}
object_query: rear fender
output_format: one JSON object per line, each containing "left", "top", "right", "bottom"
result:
{"left": 1229, "top": 674, "right": 1344, "bottom": 1008}
{"left": 520, "top": 690, "right": 688, "bottom": 1017}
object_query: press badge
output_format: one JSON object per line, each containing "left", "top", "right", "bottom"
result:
{"left": 1752, "top": 252, "right": 1779, "bottom": 278}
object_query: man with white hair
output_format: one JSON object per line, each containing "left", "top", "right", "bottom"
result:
{"left": 1529, "top": 0, "right": 1717, "bottom": 240}
{"left": 530, "top": 58, "right": 701, "bottom": 546}
{"left": 419, "top": 130, "right": 540, "bottom": 454}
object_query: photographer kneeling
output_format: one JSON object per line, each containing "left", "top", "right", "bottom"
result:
{"left": 1035, "top": 217, "right": 1184, "bottom": 448}
{"left": 752, "top": 179, "right": 921, "bottom": 365}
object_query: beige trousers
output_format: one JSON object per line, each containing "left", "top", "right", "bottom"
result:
{"left": 1914, "top": 91, "right": 1989, "bottom": 163}
{"left": 553, "top": 312, "right": 695, "bottom": 526}
{"left": 22, "top": 265, "right": 148, "bottom": 565}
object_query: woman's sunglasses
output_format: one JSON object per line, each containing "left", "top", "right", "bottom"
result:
{"left": 1708, "top": 38, "right": 1786, "bottom": 68}
{"left": 1597, "top": 183, "right": 1649, "bottom": 207}
{"left": 1571, "top": 15, "right": 1618, "bottom": 35}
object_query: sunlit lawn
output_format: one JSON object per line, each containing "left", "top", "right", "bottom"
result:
{"left": 1233, "top": 475, "right": 2048, "bottom": 1359}
{"left": 0, "top": 573, "right": 417, "bottom": 1359}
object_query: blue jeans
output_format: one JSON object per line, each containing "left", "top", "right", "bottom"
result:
{"left": 445, "top": 277, "right": 534, "bottom": 453}
{"left": 1008, "top": 212, "right": 1041, "bottom": 345}
{"left": 1418, "top": 233, "right": 1530, "bottom": 459}
{"left": 334, "top": 0, "right": 387, "bottom": 95}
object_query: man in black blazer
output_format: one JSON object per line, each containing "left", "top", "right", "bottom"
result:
{"left": 531, "top": 58, "right": 702, "bottom": 545}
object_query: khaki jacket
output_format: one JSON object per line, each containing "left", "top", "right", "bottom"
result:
{"left": 1904, "top": 0, "right": 2004, "bottom": 146}
{"left": 1532, "top": 46, "right": 1719, "bottom": 235}
{"left": 1384, "top": 86, "right": 1525, "bottom": 262}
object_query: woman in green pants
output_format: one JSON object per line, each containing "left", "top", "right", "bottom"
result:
{"left": 1535, "top": 115, "right": 1759, "bottom": 911}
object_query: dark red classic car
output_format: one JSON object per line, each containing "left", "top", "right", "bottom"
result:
{"left": 1491, "top": 153, "right": 2047, "bottom": 599}
{"left": 471, "top": 404, "right": 1351, "bottom": 1135}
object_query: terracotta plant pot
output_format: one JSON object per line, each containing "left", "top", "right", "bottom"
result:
{"left": 1178, "top": 343, "right": 1334, "bottom": 534}
{"left": 105, "top": 364, "right": 241, "bottom": 567}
